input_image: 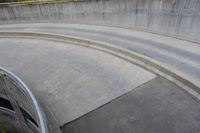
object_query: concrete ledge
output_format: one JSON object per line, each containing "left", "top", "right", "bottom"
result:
{"left": 0, "top": 31, "right": 199, "bottom": 102}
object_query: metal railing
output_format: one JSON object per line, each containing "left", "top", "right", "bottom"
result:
{"left": 0, "top": 66, "right": 48, "bottom": 133}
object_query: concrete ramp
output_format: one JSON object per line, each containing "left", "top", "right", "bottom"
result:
{"left": 0, "top": 38, "right": 156, "bottom": 125}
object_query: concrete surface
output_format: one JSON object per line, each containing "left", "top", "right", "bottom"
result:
{"left": 0, "top": 23, "right": 199, "bottom": 90}
{"left": 61, "top": 77, "right": 200, "bottom": 133}
{"left": 0, "top": 0, "right": 200, "bottom": 132}
{"left": 0, "top": 0, "right": 200, "bottom": 43}
{"left": 0, "top": 38, "right": 156, "bottom": 127}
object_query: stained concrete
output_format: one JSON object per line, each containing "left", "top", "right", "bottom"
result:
{"left": 0, "top": 38, "right": 155, "bottom": 127}
{"left": 61, "top": 77, "right": 200, "bottom": 133}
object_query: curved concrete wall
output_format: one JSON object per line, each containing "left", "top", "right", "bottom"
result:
{"left": 0, "top": 0, "right": 199, "bottom": 43}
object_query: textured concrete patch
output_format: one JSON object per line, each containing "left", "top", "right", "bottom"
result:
{"left": 62, "top": 77, "right": 200, "bottom": 133}
{"left": 0, "top": 38, "right": 156, "bottom": 125}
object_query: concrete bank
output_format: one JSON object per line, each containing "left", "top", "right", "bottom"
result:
{"left": 0, "top": 0, "right": 199, "bottom": 43}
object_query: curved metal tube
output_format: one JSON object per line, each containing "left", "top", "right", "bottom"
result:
{"left": 0, "top": 66, "right": 48, "bottom": 133}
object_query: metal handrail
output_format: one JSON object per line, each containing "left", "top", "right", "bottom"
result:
{"left": 0, "top": 66, "right": 48, "bottom": 133}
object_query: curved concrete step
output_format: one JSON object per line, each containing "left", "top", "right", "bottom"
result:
{"left": 0, "top": 23, "right": 199, "bottom": 88}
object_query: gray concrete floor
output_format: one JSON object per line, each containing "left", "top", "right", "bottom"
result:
{"left": 62, "top": 77, "right": 200, "bottom": 133}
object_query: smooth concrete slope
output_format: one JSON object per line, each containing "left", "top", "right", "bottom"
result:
{"left": 0, "top": 38, "right": 156, "bottom": 132}
{"left": 0, "top": 23, "right": 200, "bottom": 93}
